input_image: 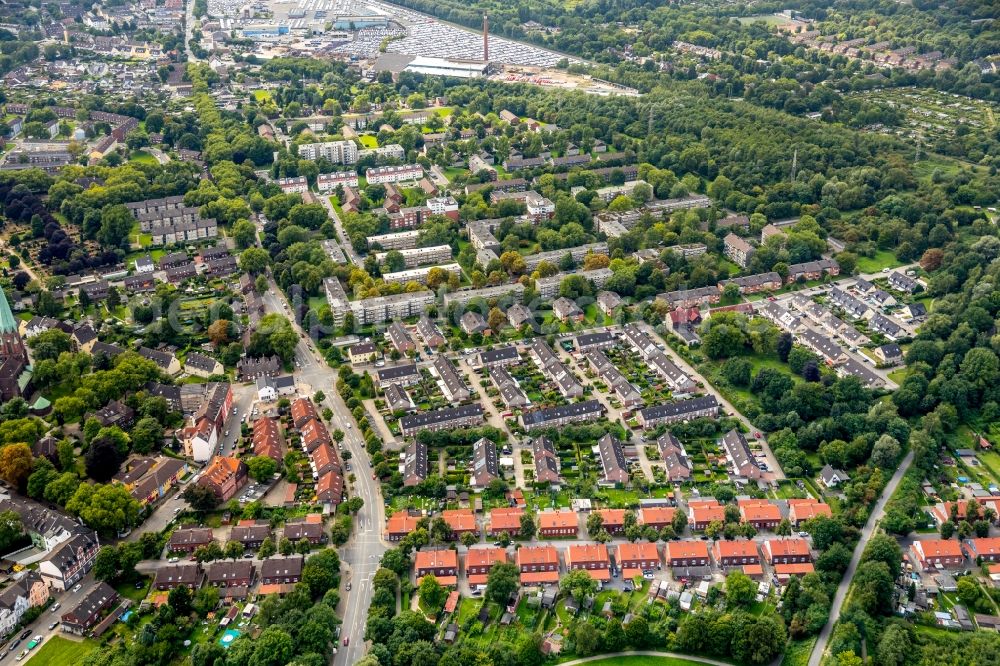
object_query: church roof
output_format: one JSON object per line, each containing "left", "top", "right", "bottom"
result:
{"left": 0, "top": 287, "right": 17, "bottom": 334}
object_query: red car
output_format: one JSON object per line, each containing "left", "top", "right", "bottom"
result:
{"left": 343, "top": 637, "right": 350, "bottom": 647}
{"left": 754, "top": 432, "right": 762, "bottom": 439}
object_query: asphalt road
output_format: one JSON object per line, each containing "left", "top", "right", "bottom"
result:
{"left": 807, "top": 450, "right": 914, "bottom": 666}
{"left": 260, "top": 281, "right": 387, "bottom": 665}
{"left": 316, "top": 195, "right": 362, "bottom": 265}
{"left": 1, "top": 572, "right": 98, "bottom": 664}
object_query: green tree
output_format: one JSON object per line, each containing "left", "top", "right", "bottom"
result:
{"left": 302, "top": 548, "right": 341, "bottom": 599}
{"left": 93, "top": 545, "right": 120, "bottom": 582}
{"left": 560, "top": 568, "right": 598, "bottom": 603}
{"left": 485, "top": 561, "right": 519, "bottom": 605}
{"left": 224, "top": 541, "right": 245, "bottom": 560}
{"left": 168, "top": 584, "right": 192, "bottom": 615}
{"left": 519, "top": 512, "right": 536, "bottom": 539}
{"left": 725, "top": 570, "right": 756, "bottom": 607}
{"left": 246, "top": 455, "right": 278, "bottom": 482}
{"left": 0, "top": 511, "right": 24, "bottom": 553}
{"left": 418, "top": 573, "right": 447, "bottom": 611}
{"left": 183, "top": 483, "right": 219, "bottom": 512}
{"left": 232, "top": 219, "right": 257, "bottom": 249}
{"left": 258, "top": 536, "right": 276, "bottom": 558}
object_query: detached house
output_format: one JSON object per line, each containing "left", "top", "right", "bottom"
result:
{"left": 912, "top": 539, "right": 964, "bottom": 570}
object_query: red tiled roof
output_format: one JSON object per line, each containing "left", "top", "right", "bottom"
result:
{"left": 638, "top": 507, "right": 676, "bottom": 525}
{"left": 538, "top": 510, "right": 577, "bottom": 529}
{"left": 765, "top": 538, "right": 811, "bottom": 559}
{"left": 666, "top": 540, "right": 709, "bottom": 560}
{"left": 616, "top": 542, "right": 659, "bottom": 563}
{"left": 467, "top": 547, "right": 507, "bottom": 569}
{"left": 566, "top": 544, "right": 609, "bottom": 566}
{"left": 386, "top": 512, "right": 420, "bottom": 534}
{"left": 714, "top": 540, "right": 760, "bottom": 559}
{"left": 414, "top": 549, "right": 458, "bottom": 570}
{"left": 596, "top": 508, "right": 627, "bottom": 525}
{"left": 740, "top": 503, "right": 781, "bottom": 522}
{"left": 517, "top": 546, "right": 559, "bottom": 567}
{"left": 442, "top": 509, "right": 476, "bottom": 532}
{"left": 489, "top": 508, "right": 523, "bottom": 532}
{"left": 915, "top": 539, "right": 964, "bottom": 559}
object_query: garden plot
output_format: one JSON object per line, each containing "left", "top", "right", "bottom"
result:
{"left": 603, "top": 345, "right": 676, "bottom": 405}
{"left": 851, "top": 87, "right": 998, "bottom": 146}
{"left": 508, "top": 359, "right": 574, "bottom": 408}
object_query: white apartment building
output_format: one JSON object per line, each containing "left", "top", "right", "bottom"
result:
{"left": 381, "top": 263, "right": 463, "bottom": 285}
{"left": 277, "top": 176, "right": 308, "bottom": 194}
{"left": 368, "top": 230, "right": 421, "bottom": 251}
{"left": 427, "top": 196, "right": 459, "bottom": 217}
{"left": 365, "top": 164, "right": 424, "bottom": 185}
{"left": 317, "top": 171, "right": 360, "bottom": 191}
{"left": 297, "top": 140, "right": 359, "bottom": 164}
{"left": 375, "top": 244, "right": 453, "bottom": 268}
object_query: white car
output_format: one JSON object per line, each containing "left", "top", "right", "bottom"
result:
{"left": 72, "top": 583, "right": 82, "bottom": 593}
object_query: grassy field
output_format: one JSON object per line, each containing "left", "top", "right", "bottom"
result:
{"left": 26, "top": 636, "right": 98, "bottom": 666}
{"left": 780, "top": 637, "right": 817, "bottom": 666}
{"left": 736, "top": 13, "right": 787, "bottom": 25}
{"left": 359, "top": 134, "right": 378, "bottom": 148}
{"left": 253, "top": 90, "right": 272, "bottom": 103}
{"left": 129, "top": 150, "right": 158, "bottom": 165}
{"left": 856, "top": 250, "right": 904, "bottom": 273}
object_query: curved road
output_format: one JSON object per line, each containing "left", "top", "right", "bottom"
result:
{"left": 808, "top": 450, "right": 914, "bottom": 666}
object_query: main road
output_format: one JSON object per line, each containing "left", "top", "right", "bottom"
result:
{"left": 260, "top": 283, "right": 387, "bottom": 666}
{"left": 807, "top": 450, "right": 914, "bottom": 666}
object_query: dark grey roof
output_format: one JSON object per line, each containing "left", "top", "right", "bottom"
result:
{"left": 399, "top": 404, "right": 484, "bottom": 430}
{"left": 522, "top": 399, "right": 604, "bottom": 426}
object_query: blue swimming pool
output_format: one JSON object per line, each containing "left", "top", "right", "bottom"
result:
{"left": 219, "top": 629, "right": 241, "bottom": 648}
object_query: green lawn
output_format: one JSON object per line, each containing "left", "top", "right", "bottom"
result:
{"left": 129, "top": 150, "right": 158, "bottom": 165}
{"left": 856, "top": 250, "right": 904, "bottom": 273}
{"left": 253, "top": 90, "right": 272, "bottom": 103}
{"left": 359, "top": 134, "right": 378, "bottom": 148}
{"left": 26, "top": 636, "right": 98, "bottom": 666}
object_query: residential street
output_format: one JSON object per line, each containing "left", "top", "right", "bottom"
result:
{"left": 807, "top": 450, "right": 914, "bottom": 666}
{"left": 260, "top": 282, "right": 387, "bottom": 666}
{"left": 316, "top": 195, "right": 362, "bottom": 265}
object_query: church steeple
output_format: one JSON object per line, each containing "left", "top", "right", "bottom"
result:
{"left": 0, "top": 286, "right": 16, "bottom": 334}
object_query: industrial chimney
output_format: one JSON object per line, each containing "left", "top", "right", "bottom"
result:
{"left": 483, "top": 13, "right": 489, "bottom": 62}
